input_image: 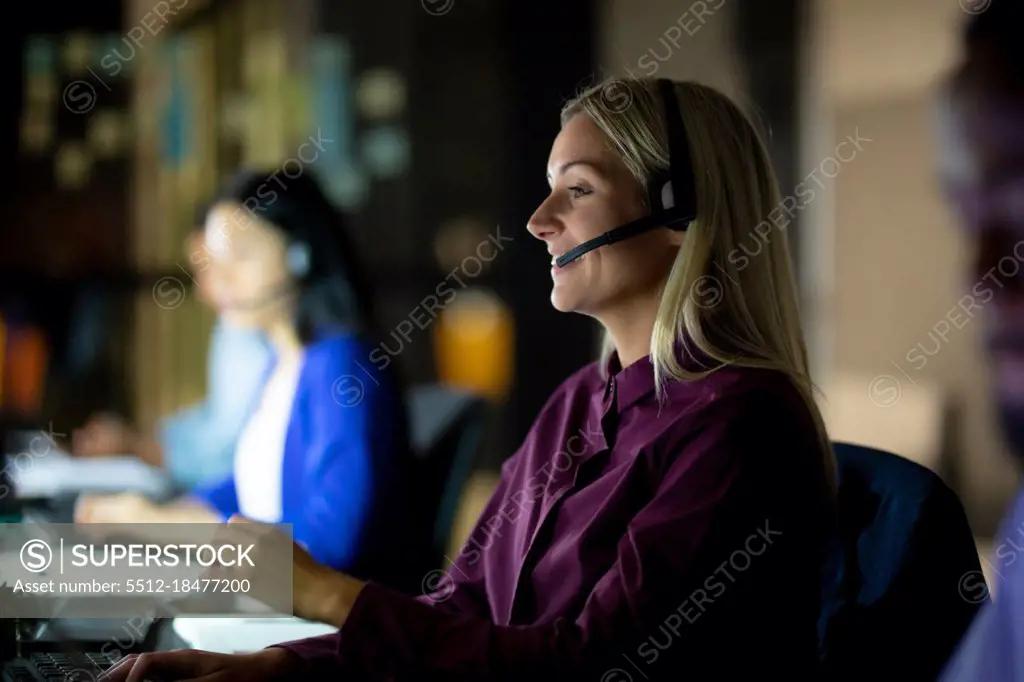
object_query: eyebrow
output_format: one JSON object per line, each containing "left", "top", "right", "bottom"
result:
{"left": 546, "top": 159, "right": 606, "bottom": 182}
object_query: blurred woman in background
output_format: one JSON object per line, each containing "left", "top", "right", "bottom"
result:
{"left": 72, "top": 205, "right": 274, "bottom": 491}
{"left": 76, "top": 170, "right": 413, "bottom": 579}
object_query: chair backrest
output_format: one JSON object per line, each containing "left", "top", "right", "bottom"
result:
{"left": 406, "top": 384, "right": 489, "bottom": 559}
{"left": 819, "top": 442, "right": 984, "bottom": 681}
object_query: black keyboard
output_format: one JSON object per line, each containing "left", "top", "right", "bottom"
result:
{"left": 3, "top": 651, "right": 121, "bottom": 682}
{"left": 19, "top": 495, "right": 79, "bottom": 524}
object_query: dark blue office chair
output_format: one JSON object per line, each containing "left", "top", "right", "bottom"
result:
{"left": 405, "top": 385, "right": 488, "bottom": 575}
{"left": 819, "top": 442, "right": 985, "bottom": 681}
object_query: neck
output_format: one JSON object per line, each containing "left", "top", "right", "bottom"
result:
{"left": 264, "top": 316, "right": 304, "bottom": 362}
{"left": 596, "top": 293, "right": 662, "bottom": 369}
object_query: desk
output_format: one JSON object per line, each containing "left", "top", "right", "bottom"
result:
{"left": 23, "top": 617, "right": 333, "bottom": 657}
{"left": 168, "top": 617, "right": 337, "bottom": 654}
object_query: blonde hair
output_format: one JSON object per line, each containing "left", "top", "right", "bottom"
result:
{"left": 562, "top": 77, "right": 836, "bottom": 489}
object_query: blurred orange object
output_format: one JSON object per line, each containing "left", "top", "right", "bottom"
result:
{"left": 434, "top": 288, "right": 513, "bottom": 402}
{"left": 2, "top": 322, "right": 48, "bottom": 416}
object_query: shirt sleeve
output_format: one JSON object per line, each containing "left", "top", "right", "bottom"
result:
{"left": 157, "top": 323, "right": 268, "bottom": 490}
{"left": 158, "top": 402, "right": 230, "bottom": 489}
{"left": 275, "top": 392, "right": 816, "bottom": 680}
{"left": 190, "top": 474, "right": 239, "bottom": 520}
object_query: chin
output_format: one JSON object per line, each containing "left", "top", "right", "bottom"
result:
{"left": 551, "top": 288, "right": 604, "bottom": 316}
{"left": 550, "top": 280, "right": 586, "bottom": 313}
{"left": 550, "top": 291, "right": 574, "bottom": 313}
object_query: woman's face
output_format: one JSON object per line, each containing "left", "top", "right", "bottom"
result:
{"left": 527, "top": 113, "right": 683, "bottom": 316}
{"left": 203, "top": 202, "right": 294, "bottom": 330}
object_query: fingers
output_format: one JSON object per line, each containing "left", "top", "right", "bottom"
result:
{"left": 73, "top": 496, "right": 122, "bottom": 533}
{"left": 71, "top": 427, "right": 98, "bottom": 456}
{"left": 99, "top": 650, "right": 204, "bottom": 682}
{"left": 72, "top": 415, "right": 127, "bottom": 456}
{"left": 74, "top": 495, "right": 96, "bottom": 523}
{"left": 97, "top": 653, "right": 134, "bottom": 681}
{"left": 124, "top": 652, "right": 178, "bottom": 682}
{"left": 74, "top": 494, "right": 112, "bottom": 524}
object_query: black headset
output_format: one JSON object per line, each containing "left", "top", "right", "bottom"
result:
{"left": 555, "top": 78, "right": 698, "bottom": 267}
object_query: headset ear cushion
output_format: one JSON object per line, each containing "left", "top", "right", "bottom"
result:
{"left": 645, "top": 169, "right": 675, "bottom": 212}
{"left": 287, "top": 243, "right": 312, "bottom": 277}
{"left": 659, "top": 179, "right": 675, "bottom": 211}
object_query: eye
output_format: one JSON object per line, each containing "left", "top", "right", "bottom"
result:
{"left": 568, "top": 185, "right": 592, "bottom": 199}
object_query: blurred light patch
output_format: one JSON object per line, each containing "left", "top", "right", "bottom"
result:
{"left": 219, "top": 92, "right": 249, "bottom": 141}
{"left": 244, "top": 30, "right": 286, "bottom": 86}
{"left": 20, "top": 112, "right": 52, "bottom": 154}
{"left": 309, "top": 36, "right": 353, "bottom": 197}
{"left": 434, "top": 288, "right": 513, "bottom": 401}
{"left": 99, "top": 34, "right": 134, "bottom": 75}
{"left": 25, "top": 36, "right": 55, "bottom": 77}
{"left": 361, "top": 126, "right": 410, "bottom": 178}
{"left": 25, "top": 73, "right": 56, "bottom": 106}
{"left": 1, "top": 323, "right": 48, "bottom": 417}
{"left": 243, "top": 31, "right": 288, "bottom": 166}
{"left": 283, "top": 77, "right": 311, "bottom": 144}
{"left": 134, "top": 57, "right": 165, "bottom": 142}
{"left": 434, "top": 218, "right": 493, "bottom": 273}
{"left": 61, "top": 31, "right": 94, "bottom": 76}
{"left": 356, "top": 68, "right": 406, "bottom": 120}
{"left": 55, "top": 143, "right": 91, "bottom": 190}
{"left": 88, "top": 109, "right": 127, "bottom": 157}
{"left": 322, "top": 165, "right": 369, "bottom": 210}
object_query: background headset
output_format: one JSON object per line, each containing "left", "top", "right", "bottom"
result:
{"left": 555, "top": 78, "right": 697, "bottom": 268}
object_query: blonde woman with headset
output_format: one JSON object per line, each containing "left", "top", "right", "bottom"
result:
{"left": 106, "top": 78, "right": 835, "bottom": 682}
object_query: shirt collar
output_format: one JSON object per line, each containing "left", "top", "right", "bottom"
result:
{"left": 602, "top": 336, "right": 723, "bottom": 413}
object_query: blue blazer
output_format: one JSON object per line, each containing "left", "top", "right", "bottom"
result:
{"left": 192, "top": 331, "right": 411, "bottom": 573}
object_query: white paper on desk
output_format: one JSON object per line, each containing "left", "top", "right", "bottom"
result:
{"left": 10, "top": 456, "right": 172, "bottom": 499}
{"left": 172, "top": 617, "right": 338, "bottom": 654}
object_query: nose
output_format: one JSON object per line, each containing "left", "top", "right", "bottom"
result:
{"left": 527, "top": 193, "right": 563, "bottom": 243}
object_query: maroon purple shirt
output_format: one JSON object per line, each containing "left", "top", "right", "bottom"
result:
{"left": 276, "top": 348, "right": 833, "bottom": 680}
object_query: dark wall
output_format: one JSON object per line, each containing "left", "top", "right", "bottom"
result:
{"left": 5, "top": 1, "right": 134, "bottom": 427}
{"left": 735, "top": 0, "right": 805, "bottom": 279}
{"left": 316, "top": 0, "right": 598, "bottom": 467}
{"left": 498, "top": 1, "right": 598, "bottom": 459}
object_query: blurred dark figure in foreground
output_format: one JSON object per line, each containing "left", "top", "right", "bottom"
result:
{"left": 936, "top": 1, "right": 1024, "bottom": 678}
{"left": 72, "top": 207, "right": 273, "bottom": 491}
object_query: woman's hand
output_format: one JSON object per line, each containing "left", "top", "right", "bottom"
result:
{"left": 223, "top": 515, "right": 365, "bottom": 628}
{"left": 75, "top": 492, "right": 156, "bottom": 525}
{"left": 100, "top": 647, "right": 298, "bottom": 682}
{"left": 72, "top": 414, "right": 140, "bottom": 458}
